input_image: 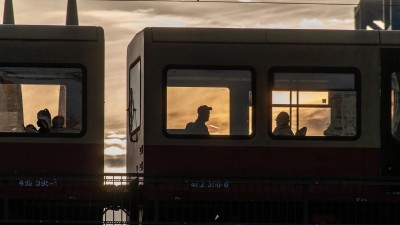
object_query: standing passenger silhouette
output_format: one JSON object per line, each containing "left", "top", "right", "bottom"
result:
{"left": 185, "top": 105, "right": 212, "bottom": 135}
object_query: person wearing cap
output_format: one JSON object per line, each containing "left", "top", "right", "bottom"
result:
{"left": 185, "top": 105, "right": 212, "bottom": 135}
{"left": 273, "top": 111, "right": 294, "bottom": 136}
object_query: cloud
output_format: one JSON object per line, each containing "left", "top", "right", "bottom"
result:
{"left": 104, "top": 132, "right": 126, "bottom": 173}
{"left": 11, "top": 1, "right": 67, "bottom": 25}
{"left": 106, "top": 132, "right": 126, "bottom": 139}
{"left": 266, "top": 23, "right": 292, "bottom": 28}
{"left": 105, "top": 146, "right": 126, "bottom": 156}
{"left": 104, "top": 167, "right": 126, "bottom": 173}
{"left": 105, "top": 154, "right": 126, "bottom": 168}
{"left": 327, "top": 18, "right": 354, "bottom": 28}
{"left": 300, "top": 18, "right": 325, "bottom": 28}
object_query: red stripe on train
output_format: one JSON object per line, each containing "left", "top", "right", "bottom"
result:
{"left": 144, "top": 145, "right": 380, "bottom": 177}
{"left": 0, "top": 143, "right": 103, "bottom": 174}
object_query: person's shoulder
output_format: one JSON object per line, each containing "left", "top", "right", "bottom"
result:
{"left": 273, "top": 126, "right": 294, "bottom": 136}
{"left": 295, "top": 127, "right": 307, "bottom": 136}
{"left": 185, "top": 122, "right": 194, "bottom": 129}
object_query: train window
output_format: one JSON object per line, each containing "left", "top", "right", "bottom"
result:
{"left": 392, "top": 72, "right": 400, "bottom": 141}
{"left": 271, "top": 71, "right": 357, "bottom": 137}
{"left": 165, "top": 68, "right": 253, "bottom": 136}
{"left": 0, "top": 66, "right": 83, "bottom": 135}
{"left": 129, "top": 61, "right": 141, "bottom": 140}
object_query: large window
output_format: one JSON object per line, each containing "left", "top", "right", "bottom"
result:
{"left": 392, "top": 72, "right": 400, "bottom": 141}
{"left": 0, "top": 66, "right": 83, "bottom": 135}
{"left": 129, "top": 61, "right": 141, "bottom": 141}
{"left": 165, "top": 68, "right": 253, "bottom": 137}
{"left": 271, "top": 70, "right": 358, "bottom": 138}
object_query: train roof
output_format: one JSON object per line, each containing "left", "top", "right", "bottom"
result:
{"left": 0, "top": 25, "right": 103, "bottom": 41}
{"left": 136, "top": 27, "right": 400, "bottom": 45}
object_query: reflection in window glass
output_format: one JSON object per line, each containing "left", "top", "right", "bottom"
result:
{"left": 0, "top": 67, "right": 83, "bottom": 134}
{"left": 392, "top": 72, "right": 400, "bottom": 141}
{"left": 299, "top": 92, "right": 329, "bottom": 105}
{"left": 272, "top": 72, "right": 357, "bottom": 137}
{"left": 298, "top": 108, "right": 331, "bottom": 136}
{"left": 129, "top": 62, "right": 140, "bottom": 137}
{"left": 272, "top": 91, "right": 293, "bottom": 104}
{"left": 272, "top": 91, "right": 329, "bottom": 105}
{"left": 166, "top": 69, "right": 253, "bottom": 136}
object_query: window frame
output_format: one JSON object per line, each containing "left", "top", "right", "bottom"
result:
{"left": 128, "top": 58, "right": 141, "bottom": 142}
{"left": 268, "top": 67, "right": 361, "bottom": 140}
{"left": 162, "top": 65, "right": 256, "bottom": 139}
{"left": 0, "top": 63, "right": 87, "bottom": 138}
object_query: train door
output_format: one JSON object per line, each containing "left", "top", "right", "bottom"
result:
{"left": 127, "top": 59, "right": 143, "bottom": 174}
{"left": 381, "top": 48, "right": 400, "bottom": 176}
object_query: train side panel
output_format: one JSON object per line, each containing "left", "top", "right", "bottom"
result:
{"left": 128, "top": 28, "right": 381, "bottom": 177}
{"left": 0, "top": 25, "right": 104, "bottom": 174}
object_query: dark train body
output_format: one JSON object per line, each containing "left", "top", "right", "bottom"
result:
{"left": 0, "top": 25, "right": 104, "bottom": 174}
{"left": 127, "top": 27, "right": 400, "bottom": 177}
{"left": 126, "top": 27, "right": 400, "bottom": 223}
{"left": 0, "top": 24, "right": 104, "bottom": 222}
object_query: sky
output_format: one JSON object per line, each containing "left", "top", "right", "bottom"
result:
{"left": 0, "top": 0, "right": 360, "bottom": 172}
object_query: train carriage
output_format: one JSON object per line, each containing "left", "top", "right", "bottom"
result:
{"left": 0, "top": 24, "right": 104, "bottom": 222}
{"left": 0, "top": 25, "right": 104, "bottom": 174}
{"left": 127, "top": 27, "right": 400, "bottom": 177}
{"left": 126, "top": 27, "right": 400, "bottom": 223}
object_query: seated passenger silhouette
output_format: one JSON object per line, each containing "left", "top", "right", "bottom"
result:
{"left": 273, "top": 111, "right": 307, "bottom": 136}
{"left": 52, "top": 115, "right": 65, "bottom": 133}
{"left": 185, "top": 105, "right": 212, "bottom": 135}
{"left": 37, "top": 109, "right": 51, "bottom": 134}
{"left": 273, "top": 112, "right": 294, "bottom": 136}
{"left": 25, "top": 124, "right": 38, "bottom": 133}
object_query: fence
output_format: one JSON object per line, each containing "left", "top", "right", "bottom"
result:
{"left": 1, "top": 174, "right": 400, "bottom": 224}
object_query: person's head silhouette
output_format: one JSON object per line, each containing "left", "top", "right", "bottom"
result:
{"left": 275, "top": 111, "right": 290, "bottom": 127}
{"left": 273, "top": 111, "right": 293, "bottom": 136}
{"left": 37, "top": 109, "right": 51, "bottom": 134}
{"left": 52, "top": 115, "right": 65, "bottom": 128}
{"left": 197, "top": 105, "right": 212, "bottom": 123}
{"left": 185, "top": 105, "right": 212, "bottom": 135}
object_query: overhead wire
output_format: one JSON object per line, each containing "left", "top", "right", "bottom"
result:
{"left": 93, "top": 0, "right": 400, "bottom": 6}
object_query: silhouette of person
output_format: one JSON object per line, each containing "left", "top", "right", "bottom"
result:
{"left": 52, "top": 115, "right": 65, "bottom": 133}
{"left": 25, "top": 124, "right": 38, "bottom": 133}
{"left": 273, "top": 111, "right": 307, "bottom": 136}
{"left": 185, "top": 105, "right": 212, "bottom": 135}
{"left": 273, "top": 111, "right": 294, "bottom": 136}
{"left": 37, "top": 109, "right": 51, "bottom": 134}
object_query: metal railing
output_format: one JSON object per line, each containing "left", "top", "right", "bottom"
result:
{"left": 1, "top": 174, "right": 400, "bottom": 224}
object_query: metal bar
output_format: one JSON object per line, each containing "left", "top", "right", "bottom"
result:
{"left": 2, "top": 181, "right": 9, "bottom": 221}
{"left": 303, "top": 184, "right": 309, "bottom": 224}
{"left": 154, "top": 183, "right": 160, "bottom": 223}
